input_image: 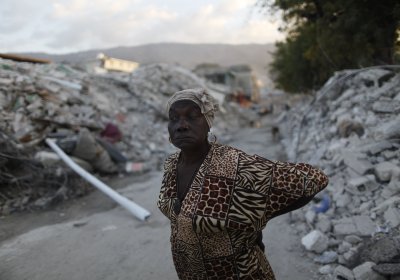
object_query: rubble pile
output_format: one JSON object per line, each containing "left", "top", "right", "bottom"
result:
{"left": 0, "top": 58, "right": 244, "bottom": 215}
{"left": 278, "top": 68, "right": 400, "bottom": 279}
{"left": 0, "top": 130, "right": 90, "bottom": 214}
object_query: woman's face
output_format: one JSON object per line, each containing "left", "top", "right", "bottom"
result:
{"left": 168, "top": 100, "right": 209, "bottom": 150}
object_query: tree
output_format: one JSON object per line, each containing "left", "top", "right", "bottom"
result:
{"left": 259, "top": 0, "right": 400, "bottom": 92}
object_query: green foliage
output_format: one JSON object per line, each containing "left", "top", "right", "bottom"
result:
{"left": 259, "top": 0, "right": 400, "bottom": 93}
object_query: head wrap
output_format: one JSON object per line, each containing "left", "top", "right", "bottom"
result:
{"left": 166, "top": 88, "right": 219, "bottom": 129}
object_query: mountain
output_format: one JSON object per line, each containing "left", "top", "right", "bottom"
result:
{"left": 20, "top": 43, "right": 276, "bottom": 85}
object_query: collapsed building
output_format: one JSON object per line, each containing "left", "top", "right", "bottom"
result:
{"left": 193, "top": 63, "right": 261, "bottom": 105}
{"left": 0, "top": 58, "right": 251, "bottom": 215}
{"left": 277, "top": 67, "right": 400, "bottom": 279}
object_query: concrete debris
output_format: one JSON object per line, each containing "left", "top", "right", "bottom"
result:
{"left": 373, "top": 263, "right": 400, "bottom": 276}
{"left": 319, "top": 264, "right": 333, "bottom": 275}
{"left": 301, "top": 230, "right": 329, "bottom": 253}
{"left": 277, "top": 67, "right": 400, "bottom": 279}
{"left": 353, "top": 262, "right": 386, "bottom": 280}
{"left": 333, "top": 265, "right": 354, "bottom": 280}
{"left": 0, "top": 58, "right": 247, "bottom": 215}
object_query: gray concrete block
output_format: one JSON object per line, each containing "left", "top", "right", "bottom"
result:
{"left": 334, "top": 265, "right": 354, "bottom": 280}
{"left": 374, "top": 161, "right": 400, "bottom": 182}
{"left": 384, "top": 206, "right": 400, "bottom": 228}
{"left": 333, "top": 215, "right": 376, "bottom": 237}
{"left": 347, "top": 175, "right": 378, "bottom": 195}
{"left": 353, "top": 262, "right": 386, "bottom": 280}
{"left": 301, "top": 230, "right": 329, "bottom": 253}
{"left": 343, "top": 153, "right": 373, "bottom": 175}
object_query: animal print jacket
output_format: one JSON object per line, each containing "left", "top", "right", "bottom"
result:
{"left": 158, "top": 143, "right": 329, "bottom": 280}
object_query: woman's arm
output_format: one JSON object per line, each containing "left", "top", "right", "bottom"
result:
{"left": 267, "top": 160, "right": 329, "bottom": 219}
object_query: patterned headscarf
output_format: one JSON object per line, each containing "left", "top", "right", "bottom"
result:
{"left": 166, "top": 88, "right": 219, "bottom": 129}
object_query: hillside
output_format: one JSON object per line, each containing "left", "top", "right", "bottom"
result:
{"left": 20, "top": 43, "right": 275, "bottom": 85}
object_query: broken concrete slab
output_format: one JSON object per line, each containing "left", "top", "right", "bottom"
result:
{"left": 346, "top": 175, "right": 378, "bottom": 195}
{"left": 342, "top": 152, "right": 374, "bottom": 175}
{"left": 362, "top": 140, "right": 393, "bottom": 156}
{"left": 301, "top": 230, "right": 329, "bottom": 253}
{"left": 384, "top": 206, "right": 400, "bottom": 228}
{"left": 333, "top": 265, "right": 354, "bottom": 280}
{"left": 353, "top": 261, "right": 386, "bottom": 280}
{"left": 372, "top": 263, "right": 400, "bottom": 276}
{"left": 374, "top": 161, "right": 400, "bottom": 182}
{"left": 333, "top": 215, "right": 376, "bottom": 237}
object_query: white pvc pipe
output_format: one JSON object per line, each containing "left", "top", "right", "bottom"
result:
{"left": 45, "top": 138, "right": 151, "bottom": 221}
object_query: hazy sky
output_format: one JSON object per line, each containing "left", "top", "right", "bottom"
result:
{"left": 0, "top": 0, "right": 283, "bottom": 54}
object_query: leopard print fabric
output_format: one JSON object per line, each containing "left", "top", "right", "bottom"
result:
{"left": 158, "top": 143, "right": 329, "bottom": 280}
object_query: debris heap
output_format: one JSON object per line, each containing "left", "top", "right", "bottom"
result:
{"left": 277, "top": 68, "right": 400, "bottom": 279}
{"left": 0, "top": 58, "right": 245, "bottom": 215}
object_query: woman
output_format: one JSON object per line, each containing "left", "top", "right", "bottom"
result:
{"left": 157, "top": 88, "right": 329, "bottom": 280}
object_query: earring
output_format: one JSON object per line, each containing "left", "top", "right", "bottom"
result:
{"left": 208, "top": 132, "right": 217, "bottom": 144}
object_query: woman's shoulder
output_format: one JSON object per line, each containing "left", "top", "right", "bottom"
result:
{"left": 163, "top": 152, "right": 179, "bottom": 171}
{"left": 213, "top": 143, "right": 273, "bottom": 163}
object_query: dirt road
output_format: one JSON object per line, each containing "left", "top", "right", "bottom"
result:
{"left": 0, "top": 122, "right": 325, "bottom": 280}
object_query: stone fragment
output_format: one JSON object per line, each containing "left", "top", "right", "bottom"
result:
{"left": 316, "top": 214, "right": 332, "bottom": 233}
{"left": 353, "top": 262, "right": 386, "bottom": 280}
{"left": 344, "top": 235, "right": 363, "bottom": 245}
{"left": 374, "top": 161, "right": 400, "bottom": 182}
{"left": 305, "top": 209, "right": 316, "bottom": 224}
{"left": 314, "top": 251, "right": 338, "bottom": 264}
{"left": 333, "top": 265, "right": 354, "bottom": 280}
{"left": 359, "top": 236, "right": 400, "bottom": 264}
{"left": 372, "top": 100, "right": 400, "bottom": 113}
{"left": 362, "top": 140, "right": 393, "bottom": 156}
{"left": 301, "top": 230, "right": 329, "bottom": 253}
{"left": 333, "top": 215, "right": 376, "bottom": 236}
{"left": 347, "top": 175, "right": 378, "bottom": 195}
{"left": 372, "top": 263, "right": 400, "bottom": 276}
{"left": 334, "top": 192, "right": 352, "bottom": 208}
{"left": 343, "top": 153, "right": 373, "bottom": 175}
{"left": 382, "top": 116, "right": 400, "bottom": 140}
{"left": 384, "top": 206, "right": 400, "bottom": 228}
{"left": 319, "top": 264, "right": 333, "bottom": 275}
{"left": 337, "top": 241, "right": 352, "bottom": 254}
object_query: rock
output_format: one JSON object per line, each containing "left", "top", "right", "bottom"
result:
{"left": 319, "top": 264, "right": 333, "bottom": 275}
{"left": 347, "top": 175, "right": 378, "bottom": 195}
{"left": 353, "top": 262, "right": 386, "bottom": 280}
{"left": 316, "top": 214, "right": 332, "bottom": 233}
{"left": 333, "top": 215, "right": 376, "bottom": 237}
{"left": 301, "top": 230, "right": 329, "bottom": 253}
{"left": 359, "top": 236, "right": 400, "bottom": 264}
{"left": 384, "top": 206, "right": 400, "bottom": 228}
{"left": 382, "top": 116, "right": 400, "bottom": 140}
{"left": 333, "top": 265, "right": 354, "bottom": 280}
{"left": 337, "top": 241, "right": 352, "bottom": 254}
{"left": 334, "top": 192, "right": 352, "bottom": 208}
{"left": 343, "top": 153, "right": 374, "bottom": 175}
{"left": 314, "top": 251, "right": 338, "bottom": 264}
{"left": 344, "top": 235, "right": 363, "bottom": 245}
{"left": 362, "top": 140, "right": 393, "bottom": 156}
{"left": 305, "top": 209, "right": 316, "bottom": 224}
{"left": 374, "top": 161, "right": 400, "bottom": 182}
{"left": 372, "top": 263, "right": 400, "bottom": 276}
{"left": 372, "top": 100, "right": 400, "bottom": 114}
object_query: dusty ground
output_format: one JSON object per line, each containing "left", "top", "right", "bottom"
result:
{"left": 0, "top": 117, "right": 326, "bottom": 280}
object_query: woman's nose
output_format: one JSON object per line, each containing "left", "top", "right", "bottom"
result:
{"left": 176, "top": 118, "right": 189, "bottom": 131}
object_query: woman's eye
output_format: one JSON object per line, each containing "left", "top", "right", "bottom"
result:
{"left": 169, "top": 115, "right": 178, "bottom": 121}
